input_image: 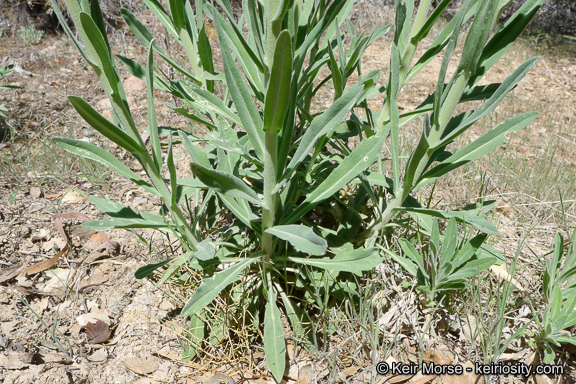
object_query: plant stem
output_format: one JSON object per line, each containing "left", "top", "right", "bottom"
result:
{"left": 142, "top": 156, "right": 199, "bottom": 247}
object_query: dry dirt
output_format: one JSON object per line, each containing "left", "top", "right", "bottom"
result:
{"left": 0, "top": 8, "right": 576, "bottom": 384}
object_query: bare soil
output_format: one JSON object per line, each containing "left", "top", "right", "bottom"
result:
{"left": 0, "top": 9, "right": 575, "bottom": 384}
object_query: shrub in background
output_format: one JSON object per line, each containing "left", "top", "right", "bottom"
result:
{"left": 51, "top": 0, "right": 544, "bottom": 379}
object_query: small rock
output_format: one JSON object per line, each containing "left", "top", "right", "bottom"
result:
{"left": 31, "top": 228, "right": 50, "bottom": 242}
{"left": 29, "top": 186, "right": 42, "bottom": 198}
{"left": 123, "top": 357, "right": 159, "bottom": 375}
{"left": 87, "top": 348, "right": 107, "bottom": 363}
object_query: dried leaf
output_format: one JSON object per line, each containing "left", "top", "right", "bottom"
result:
{"left": 87, "top": 348, "right": 108, "bottom": 363}
{"left": 30, "top": 228, "right": 51, "bottom": 242}
{"left": 0, "top": 351, "right": 32, "bottom": 369}
{"left": 123, "top": 357, "right": 159, "bottom": 375}
{"left": 406, "top": 372, "right": 436, "bottom": 384}
{"left": 53, "top": 217, "right": 68, "bottom": 242}
{"left": 86, "top": 320, "right": 111, "bottom": 344}
{"left": 490, "top": 264, "right": 525, "bottom": 291}
{"left": 77, "top": 310, "right": 111, "bottom": 326}
{"left": 19, "top": 244, "right": 70, "bottom": 277}
{"left": 90, "top": 241, "right": 120, "bottom": 255}
{"left": 61, "top": 189, "right": 84, "bottom": 204}
{"left": 431, "top": 346, "right": 454, "bottom": 365}
{"left": 40, "top": 352, "right": 73, "bottom": 364}
{"left": 43, "top": 268, "right": 74, "bottom": 292}
{"left": 88, "top": 232, "right": 109, "bottom": 242}
{"left": 0, "top": 266, "right": 24, "bottom": 284}
{"left": 341, "top": 365, "right": 361, "bottom": 377}
{"left": 386, "top": 375, "right": 415, "bottom": 384}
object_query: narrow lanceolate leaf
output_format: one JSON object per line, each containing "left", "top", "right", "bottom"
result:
{"left": 50, "top": 0, "right": 95, "bottom": 66}
{"left": 219, "top": 194, "right": 260, "bottom": 228}
{"left": 266, "top": 225, "right": 327, "bottom": 256}
{"left": 416, "top": 112, "right": 538, "bottom": 190}
{"left": 436, "top": 57, "right": 538, "bottom": 148}
{"left": 120, "top": 9, "right": 200, "bottom": 84}
{"left": 264, "top": 295, "right": 286, "bottom": 382}
{"left": 470, "top": 0, "right": 544, "bottom": 86}
{"left": 146, "top": 40, "right": 162, "bottom": 172}
{"left": 263, "top": 30, "right": 292, "bottom": 132}
{"left": 289, "top": 248, "right": 381, "bottom": 276}
{"left": 457, "top": 0, "right": 499, "bottom": 76}
{"left": 215, "top": 15, "right": 264, "bottom": 160}
{"left": 78, "top": 12, "right": 124, "bottom": 100}
{"left": 141, "top": 0, "right": 179, "bottom": 39}
{"left": 190, "top": 163, "right": 264, "bottom": 207}
{"left": 68, "top": 96, "right": 142, "bottom": 154}
{"left": 278, "top": 290, "right": 316, "bottom": 352}
{"left": 402, "top": 208, "right": 498, "bottom": 234}
{"left": 135, "top": 259, "right": 173, "bottom": 279}
{"left": 286, "top": 134, "right": 385, "bottom": 223}
{"left": 52, "top": 138, "right": 158, "bottom": 195}
{"left": 181, "top": 257, "right": 259, "bottom": 317}
{"left": 279, "top": 84, "right": 364, "bottom": 187}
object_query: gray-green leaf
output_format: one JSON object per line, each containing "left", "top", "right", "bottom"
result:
{"left": 266, "top": 225, "right": 327, "bottom": 256}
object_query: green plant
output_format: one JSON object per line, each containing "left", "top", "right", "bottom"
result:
{"left": 17, "top": 25, "right": 44, "bottom": 45}
{"left": 529, "top": 228, "right": 576, "bottom": 363}
{"left": 386, "top": 217, "right": 499, "bottom": 304}
{"left": 51, "top": 0, "right": 544, "bottom": 379}
{"left": 475, "top": 235, "right": 531, "bottom": 367}
{"left": 19, "top": 295, "right": 73, "bottom": 360}
{"left": 1, "top": 64, "right": 22, "bottom": 120}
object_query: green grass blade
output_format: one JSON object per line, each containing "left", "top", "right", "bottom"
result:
{"left": 181, "top": 257, "right": 259, "bottom": 317}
